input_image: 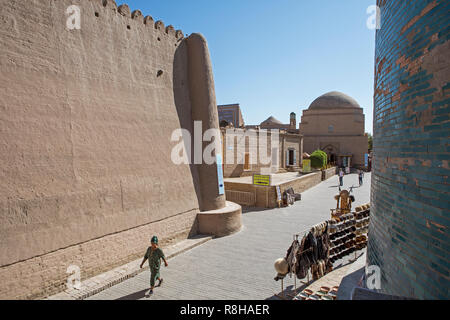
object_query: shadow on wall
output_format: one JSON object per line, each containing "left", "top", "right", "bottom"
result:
{"left": 231, "top": 165, "right": 244, "bottom": 178}
{"left": 173, "top": 38, "right": 202, "bottom": 217}
{"left": 241, "top": 207, "right": 272, "bottom": 214}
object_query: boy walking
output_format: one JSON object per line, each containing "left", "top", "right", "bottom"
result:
{"left": 140, "top": 236, "right": 168, "bottom": 296}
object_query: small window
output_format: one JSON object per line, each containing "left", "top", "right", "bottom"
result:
{"left": 328, "top": 125, "right": 334, "bottom": 133}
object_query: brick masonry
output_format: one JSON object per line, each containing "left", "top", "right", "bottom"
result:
{"left": 0, "top": 210, "right": 198, "bottom": 300}
{"left": 369, "top": 0, "right": 449, "bottom": 299}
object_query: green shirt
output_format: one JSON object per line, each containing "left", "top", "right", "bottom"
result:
{"left": 145, "top": 247, "right": 165, "bottom": 270}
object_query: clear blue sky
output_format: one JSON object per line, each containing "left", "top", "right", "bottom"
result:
{"left": 124, "top": 0, "right": 376, "bottom": 133}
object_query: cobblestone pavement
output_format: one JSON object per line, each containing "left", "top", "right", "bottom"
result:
{"left": 88, "top": 173, "right": 371, "bottom": 300}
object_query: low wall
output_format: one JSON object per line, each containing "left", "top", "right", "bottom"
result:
{"left": 224, "top": 172, "right": 323, "bottom": 208}
{"left": 224, "top": 182, "right": 273, "bottom": 208}
{"left": 278, "top": 172, "right": 323, "bottom": 201}
{"left": 322, "top": 167, "right": 337, "bottom": 180}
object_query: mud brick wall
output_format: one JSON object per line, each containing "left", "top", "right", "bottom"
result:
{"left": 0, "top": 0, "right": 224, "bottom": 299}
{"left": 0, "top": 210, "right": 198, "bottom": 299}
{"left": 369, "top": 0, "right": 449, "bottom": 299}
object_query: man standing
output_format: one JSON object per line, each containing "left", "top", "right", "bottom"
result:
{"left": 140, "top": 236, "right": 168, "bottom": 296}
{"left": 359, "top": 170, "right": 364, "bottom": 186}
{"left": 339, "top": 168, "right": 344, "bottom": 187}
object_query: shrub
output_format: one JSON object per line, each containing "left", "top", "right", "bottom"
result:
{"left": 310, "top": 150, "right": 327, "bottom": 169}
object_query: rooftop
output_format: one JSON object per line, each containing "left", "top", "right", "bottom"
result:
{"left": 261, "top": 116, "right": 284, "bottom": 125}
{"left": 309, "top": 91, "right": 361, "bottom": 110}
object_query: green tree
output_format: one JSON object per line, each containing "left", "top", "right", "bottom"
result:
{"left": 367, "top": 133, "right": 373, "bottom": 151}
{"left": 310, "top": 150, "right": 327, "bottom": 169}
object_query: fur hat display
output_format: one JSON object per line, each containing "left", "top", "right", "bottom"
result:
{"left": 274, "top": 258, "right": 289, "bottom": 275}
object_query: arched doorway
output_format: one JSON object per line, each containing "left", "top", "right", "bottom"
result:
{"left": 322, "top": 144, "right": 338, "bottom": 166}
{"left": 330, "top": 153, "right": 336, "bottom": 165}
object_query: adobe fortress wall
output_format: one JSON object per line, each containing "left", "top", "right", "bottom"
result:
{"left": 0, "top": 0, "right": 225, "bottom": 298}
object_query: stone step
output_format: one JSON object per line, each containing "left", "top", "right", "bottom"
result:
{"left": 46, "top": 234, "right": 213, "bottom": 300}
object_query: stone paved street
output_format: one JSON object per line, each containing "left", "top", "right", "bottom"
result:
{"left": 88, "top": 173, "right": 371, "bottom": 300}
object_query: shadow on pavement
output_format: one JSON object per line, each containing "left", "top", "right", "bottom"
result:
{"left": 337, "top": 267, "right": 366, "bottom": 300}
{"left": 331, "top": 251, "right": 365, "bottom": 271}
{"left": 265, "top": 250, "right": 366, "bottom": 301}
{"left": 115, "top": 289, "right": 148, "bottom": 300}
{"left": 265, "top": 280, "right": 311, "bottom": 300}
{"left": 242, "top": 207, "right": 272, "bottom": 214}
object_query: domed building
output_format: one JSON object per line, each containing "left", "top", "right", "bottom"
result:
{"left": 260, "top": 116, "right": 289, "bottom": 130}
{"left": 299, "top": 91, "right": 368, "bottom": 169}
{"left": 259, "top": 114, "right": 299, "bottom": 133}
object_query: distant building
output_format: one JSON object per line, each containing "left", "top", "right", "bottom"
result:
{"left": 260, "top": 116, "right": 290, "bottom": 131}
{"left": 242, "top": 93, "right": 367, "bottom": 169}
{"left": 299, "top": 91, "right": 368, "bottom": 169}
{"left": 221, "top": 128, "right": 303, "bottom": 178}
{"left": 246, "top": 113, "right": 299, "bottom": 134}
{"left": 244, "top": 125, "right": 260, "bottom": 130}
{"left": 220, "top": 107, "right": 303, "bottom": 177}
{"left": 218, "top": 104, "right": 244, "bottom": 128}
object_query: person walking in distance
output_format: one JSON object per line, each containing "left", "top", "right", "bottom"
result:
{"left": 359, "top": 170, "right": 364, "bottom": 186}
{"left": 140, "top": 236, "right": 168, "bottom": 296}
{"left": 339, "top": 168, "right": 344, "bottom": 187}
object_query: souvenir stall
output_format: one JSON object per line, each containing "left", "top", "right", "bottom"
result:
{"left": 274, "top": 222, "right": 332, "bottom": 299}
{"left": 328, "top": 213, "right": 356, "bottom": 264}
{"left": 273, "top": 188, "right": 371, "bottom": 300}
{"left": 329, "top": 187, "right": 370, "bottom": 263}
